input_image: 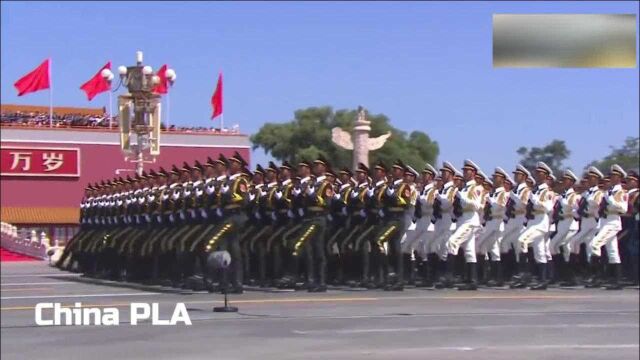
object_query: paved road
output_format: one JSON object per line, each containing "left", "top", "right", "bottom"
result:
{"left": 1, "top": 262, "right": 638, "bottom": 360}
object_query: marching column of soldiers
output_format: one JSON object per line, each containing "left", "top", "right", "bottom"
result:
{"left": 56, "top": 153, "right": 640, "bottom": 292}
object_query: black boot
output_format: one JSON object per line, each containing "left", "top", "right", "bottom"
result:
{"left": 560, "top": 253, "right": 579, "bottom": 286}
{"left": 458, "top": 262, "right": 478, "bottom": 290}
{"left": 487, "top": 261, "right": 504, "bottom": 287}
{"left": 435, "top": 254, "right": 456, "bottom": 289}
{"left": 530, "top": 263, "right": 548, "bottom": 290}
{"left": 605, "top": 263, "right": 623, "bottom": 290}
{"left": 585, "top": 255, "right": 603, "bottom": 288}
{"left": 480, "top": 258, "right": 491, "bottom": 285}
{"left": 417, "top": 261, "right": 434, "bottom": 288}
{"left": 510, "top": 255, "right": 530, "bottom": 288}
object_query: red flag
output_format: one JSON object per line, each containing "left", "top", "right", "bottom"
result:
{"left": 211, "top": 72, "right": 223, "bottom": 119}
{"left": 14, "top": 59, "right": 50, "bottom": 96}
{"left": 80, "top": 62, "right": 111, "bottom": 101}
{"left": 152, "top": 64, "right": 169, "bottom": 94}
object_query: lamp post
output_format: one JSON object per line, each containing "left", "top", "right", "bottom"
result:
{"left": 116, "top": 51, "right": 176, "bottom": 176}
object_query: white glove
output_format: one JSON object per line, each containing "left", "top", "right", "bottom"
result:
{"left": 292, "top": 187, "right": 301, "bottom": 196}
{"left": 359, "top": 209, "right": 367, "bottom": 218}
{"left": 341, "top": 207, "right": 348, "bottom": 216}
{"left": 549, "top": 224, "right": 556, "bottom": 232}
{"left": 275, "top": 191, "right": 283, "bottom": 200}
{"left": 271, "top": 212, "right": 277, "bottom": 221}
{"left": 157, "top": 215, "right": 162, "bottom": 223}
{"left": 386, "top": 187, "right": 395, "bottom": 196}
{"left": 169, "top": 214, "right": 175, "bottom": 223}
{"left": 201, "top": 209, "right": 208, "bottom": 218}
{"left": 378, "top": 209, "right": 385, "bottom": 218}
{"left": 334, "top": 193, "right": 341, "bottom": 200}
{"left": 256, "top": 212, "right": 262, "bottom": 220}
{"left": 216, "top": 208, "right": 223, "bottom": 217}
{"left": 249, "top": 193, "right": 256, "bottom": 201}
{"left": 298, "top": 208, "right": 305, "bottom": 217}
{"left": 287, "top": 210, "right": 295, "bottom": 218}
{"left": 189, "top": 209, "right": 196, "bottom": 218}
{"left": 179, "top": 211, "right": 186, "bottom": 220}
{"left": 407, "top": 222, "right": 417, "bottom": 231}
{"left": 205, "top": 185, "right": 216, "bottom": 195}
{"left": 427, "top": 222, "right": 435, "bottom": 232}
{"left": 221, "top": 184, "right": 230, "bottom": 193}
{"left": 449, "top": 222, "right": 457, "bottom": 231}
{"left": 261, "top": 190, "right": 268, "bottom": 197}
{"left": 196, "top": 189, "right": 204, "bottom": 197}
{"left": 327, "top": 214, "right": 333, "bottom": 222}
{"left": 308, "top": 186, "right": 316, "bottom": 195}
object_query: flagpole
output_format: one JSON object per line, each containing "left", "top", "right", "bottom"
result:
{"left": 221, "top": 113, "right": 224, "bottom": 131}
{"left": 166, "top": 91, "right": 170, "bottom": 129}
{"left": 108, "top": 88, "right": 113, "bottom": 129}
{"left": 49, "top": 58, "right": 53, "bottom": 128}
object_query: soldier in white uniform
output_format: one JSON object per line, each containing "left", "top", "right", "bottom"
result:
{"left": 440, "top": 160, "right": 484, "bottom": 290}
{"left": 433, "top": 162, "right": 459, "bottom": 277}
{"left": 401, "top": 164, "right": 438, "bottom": 286}
{"left": 476, "top": 167, "right": 510, "bottom": 286}
{"left": 586, "top": 164, "right": 628, "bottom": 290}
{"left": 549, "top": 170, "right": 581, "bottom": 285}
{"left": 501, "top": 165, "right": 532, "bottom": 280}
{"left": 568, "top": 167, "right": 605, "bottom": 265}
{"left": 511, "top": 162, "right": 555, "bottom": 290}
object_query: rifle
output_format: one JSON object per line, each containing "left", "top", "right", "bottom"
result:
{"left": 483, "top": 201, "right": 492, "bottom": 223}
{"left": 598, "top": 197, "right": 608, "bottom": 219}
{"left": 525, "top": 200, "right": 535, "bottom": 220}
{"left": 552, "top": 199, "right": 562, "bottom": 224}
{"left": 453, "top": 195, "right": 463, "bottom": 218}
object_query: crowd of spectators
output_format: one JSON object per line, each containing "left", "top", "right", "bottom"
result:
{"left": 1, "top": 110, "right": 115, "bottom": 128}
{"left": 0, "top": 110, "right": 240, "bottom": 134}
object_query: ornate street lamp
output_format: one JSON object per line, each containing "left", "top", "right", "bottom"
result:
{"left": 116, "top": 51, "right": 176, "bottom": 176}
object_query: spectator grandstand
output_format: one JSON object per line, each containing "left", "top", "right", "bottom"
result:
{"left": 0, "top": 104, "right": 240, "bottom": 134}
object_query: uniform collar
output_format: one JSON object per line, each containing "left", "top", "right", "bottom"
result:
{"left": 281, "top": 179, "right": 292, "bottom": 186}
{"left": 516, "top": 182, "right": 527, "bottom": 192}
{"left": 444, "top": 181, "right": 454, "bottom": 189}
{"left": 267, "top": 181, "right": 278, "bottom": 188}
{"left": 340, "top": 183, "right": 351, "bottom": 191}
{"left": 255, "top": 183, "right": 264, "bottom": 189}
{"left": 538, "top": 183, "right": 549, "bottom": 191}
{"left": 393, "top": 178, "right": 403, "bottom": 186}
{"left": 589, "top": 185, "right": 599, "bottom": 192}
{"left": 216, "top": 175, "right": 227, "bottom": 181}
{"left": 228, "top": 173, "right": 241, "bottom": 181}
{"left": 495, "top": 186, "right": 505, "bottom": 193}
{"left": 628, "top": 188, "right": 638, "bottom": 195}
{"left": 375, "top": 179, "right": 386, "bottom": 187}
{"left": 423, "top": 183, "right": 434, "bottom": 191}
{"left": 300, "top": 176, "right": 311, "bottom": 184}
{"left": 315, "top": 175, "right": 326, "bottom": 184}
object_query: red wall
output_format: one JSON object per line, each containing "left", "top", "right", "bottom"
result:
{"left": 0, "top": 141, "right": 249, "bottom": 208}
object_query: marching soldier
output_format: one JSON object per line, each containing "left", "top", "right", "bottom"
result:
{"left": 548, "top": 170, "right": 581, "bottom": 286}
{"left": 207, "top": 151, "right": 250, "bottom": 293}
{"left": 433, "top": 162, "right": 458, "bottom": 288}
{"left": 623, "top": 171, "right": 639, "bottom": 286}
{"left": 440, "top": 160, "right": 484, "bottom": 291}
{"left": 501, "top": 165, "right": 532, "bottom": 282}
{"left": 586, "top": 165, "right": 628, "bottom": 290}
{"left": 476, "top": 167, "right": 510, "bottom": 287}
{"left": 512, "top": 162, "right": 555, "bottom": 290}
{"left": 568, "top": 167, "right": 605, "bottom": 272}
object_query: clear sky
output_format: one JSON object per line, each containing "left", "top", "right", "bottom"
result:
{"left": 2, "top": 1, "right": 638, "bottom": 172}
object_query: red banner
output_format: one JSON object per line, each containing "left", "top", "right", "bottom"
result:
{"left": 0, "top": 147, "right": 80, "bottom": 177}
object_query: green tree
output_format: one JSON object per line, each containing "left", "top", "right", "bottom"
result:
{"left": 251, "top": 106, "right": 439, "bottom": 170}
{"left": 588, "top": 137, "right": 639, "bottom": 173}
{"left": 516, "top": 139, "right": 570, "bottom": 177}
